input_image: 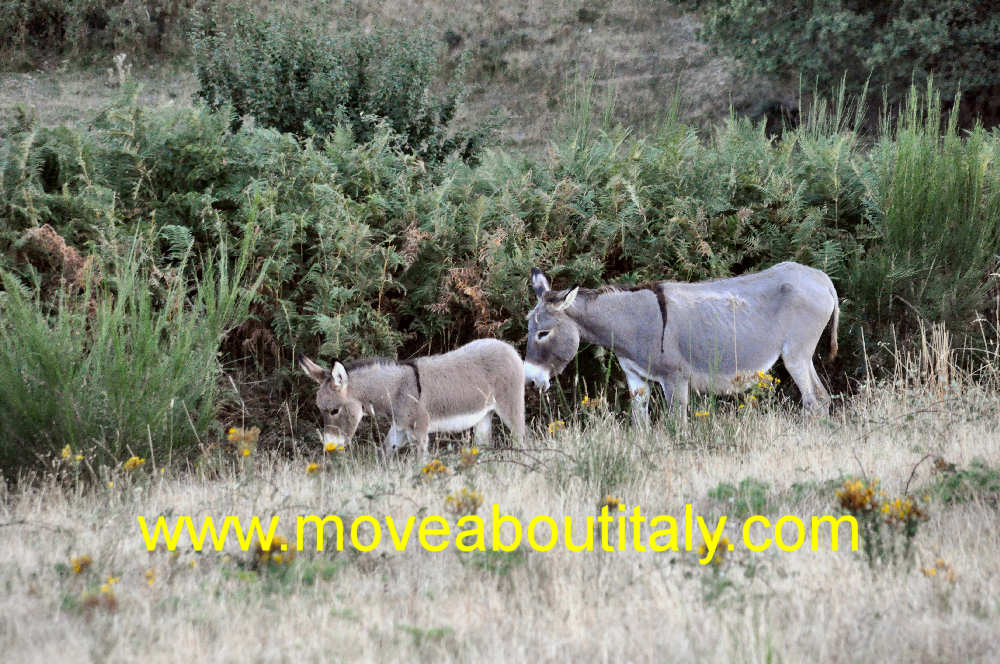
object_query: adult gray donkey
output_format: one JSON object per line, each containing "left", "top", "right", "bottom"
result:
{"left": 524, "top": 262, "right": 839, "bottom": 420}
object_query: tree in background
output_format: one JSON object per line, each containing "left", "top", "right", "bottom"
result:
{"left": 670, "top": 0, "right": 1000, "bottom": 127}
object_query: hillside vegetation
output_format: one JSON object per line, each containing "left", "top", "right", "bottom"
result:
{"left": 0, "top": 1, "right": 781, "bottom": 147}
{"left": 1, "top": 5, "right": 999, "bottom": 471}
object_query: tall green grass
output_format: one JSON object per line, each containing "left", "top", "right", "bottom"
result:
{"left": 0, "top": 230, "right": 260, "bottom": 475}
{"left": 858, "top": 85, "right": 1000, "bottom": 339}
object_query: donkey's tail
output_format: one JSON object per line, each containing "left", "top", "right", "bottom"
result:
{"left": 827, "top": 292, "right": 840, "bottom": 363}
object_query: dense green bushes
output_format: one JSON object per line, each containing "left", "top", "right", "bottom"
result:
{"left": 0, "top": 0, "right": 198, "bottom": 66}
{"left": 670, "top": 0, "right": 1000, "bottom": 127}
{"left": 192, "top": 10, "right": 497, "bottom": 164}
{"left": 2, "top": 80, "right": 1000, "bottom": 474}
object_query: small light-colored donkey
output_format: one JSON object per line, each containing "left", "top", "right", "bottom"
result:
{"left": 524, "top": 261, "right": 839, "bottom": 420}
{"left": 299, "top": 339, "right": 525, "bottom": 459}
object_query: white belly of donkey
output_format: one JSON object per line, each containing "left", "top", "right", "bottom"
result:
{"left": 429, "top": 406, "right": 493, "bottom": 433}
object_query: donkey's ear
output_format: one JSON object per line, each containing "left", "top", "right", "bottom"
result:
{"left": 331, "top": 361, "right": 348, "bottom": 390}
{"left": 299, "top": 354, "right": 330, "bottom": 384}
{"left": 531, "top": 267, "right": 551, "bottom": 298}
{"left": 553, "top": 286, "right": 579, "bottom": 311}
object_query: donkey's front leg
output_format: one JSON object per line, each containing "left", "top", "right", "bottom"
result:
{"left": 658, "top": 374, "right": 690, "bottom": 417}
{"left": 382, "top": 424, "right": 407, "bottom": 460}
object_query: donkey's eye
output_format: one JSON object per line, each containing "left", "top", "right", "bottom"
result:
{"left": 536, "top": 329, "right": 552, "bottom": 342}
{"left": 329, "top": 407, "right": 341, "bottom": 416}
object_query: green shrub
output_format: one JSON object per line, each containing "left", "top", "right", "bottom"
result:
{"left": 0, "top": 231, "right": 259, "bottom": 476}
{"left": 191, "top": 10, "right": 497, "bottom": 165}
{"left": 669, "top": 0, "right": 1000, "bottom": 126}
{"left": 707, "top": 478, "right": 771, "bottom": 518}
{"left": 924, "top": 459, "right": 1000, "bottom": 505}
{"left": 852, "top": 86, "right": 1000, "bottom": 360}
{"left": 0, "top": 0, "right": 198, "bottom": 66}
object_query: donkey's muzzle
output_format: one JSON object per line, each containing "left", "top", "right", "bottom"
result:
{"left": 523, "top": 361, "right": 551, "bottom": 391}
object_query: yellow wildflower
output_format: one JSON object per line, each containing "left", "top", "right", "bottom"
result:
{"left": 107, "top": 481, "right": 114, "bottom": 488}
{"left": 145, "top": 568, "right": 155, "bottom": 586}
{"left": 71, "top": 555, "right": 92, "bottom": 574}
{"left": 227, "top": 426, "right": 261, "bottom": 445}
{"left": 458, "top": 446, "right": 479, "bottom": 469}
{"left": 74, "top": 454, "right": 83, "bottom": 462}
{"left": 836, "top": 478, "right": 878, "bottom": 513}
{"left": 255, "top": 534, "right": 295, "bottom": 566}
{"left": 123, "top": 456, "right": 146, "bottom": 471}
{"left": 598, "top": 495, "right": 621, "bottom": 511}
{"left": 694, "top": 411, "right": 710, "bottom": 418}
{"left": 445, "top": 488, "right": 485, "bottom": 516}
{"left": 306, "top": 462, "right": 320, "bottom": 475}
{"left": 61, "top": 445, "right": 72, "bottom": 459}
{"left": 698, "top": 537, "right": 729, "bottom": 565}
{"left": 547, "top": 420, "right": 566, "bottom": 435}
{"left": 242, "top": 448, "right": 251, "bottom": 457}
{"left": 421, "top": 459, "right": 448, "bottom": 478}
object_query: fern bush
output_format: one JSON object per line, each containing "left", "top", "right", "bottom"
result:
{"left": 191, "top": 10, "right": 497, "bottom": 165}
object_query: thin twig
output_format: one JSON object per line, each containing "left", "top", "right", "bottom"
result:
{"left": 903, "top": 453, "right": 936, "bottom": 496}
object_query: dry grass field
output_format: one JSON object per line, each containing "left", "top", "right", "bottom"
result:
{"left": 2, "top": 358, "right": 998, "bottom": 662}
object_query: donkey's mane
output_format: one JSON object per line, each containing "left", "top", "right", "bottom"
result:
{"left": 342, "top": 357, "right": 395, "bottom": 372}
{"left": 594, "top": 281, "right": 663, "bottom": 296}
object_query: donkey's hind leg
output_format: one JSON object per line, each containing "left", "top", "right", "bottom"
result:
{"left": 473, "top": 414, "right": 493, "bottom": 447}
{"left": 411, "top": 410, "right": 431, "bottom": 463}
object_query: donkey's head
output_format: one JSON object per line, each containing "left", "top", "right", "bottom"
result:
{"left": 299, "top": 355, "right": 365, "bottom": 447}
{"left": 524, "top": 268, "right": 581, "bottom": 391}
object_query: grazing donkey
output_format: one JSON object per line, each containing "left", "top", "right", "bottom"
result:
{"left": 299, "top": 339, "right": 525, "bottom": 459}
{"left": 524, "top": 262, "right": 839, "bottom": 420}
